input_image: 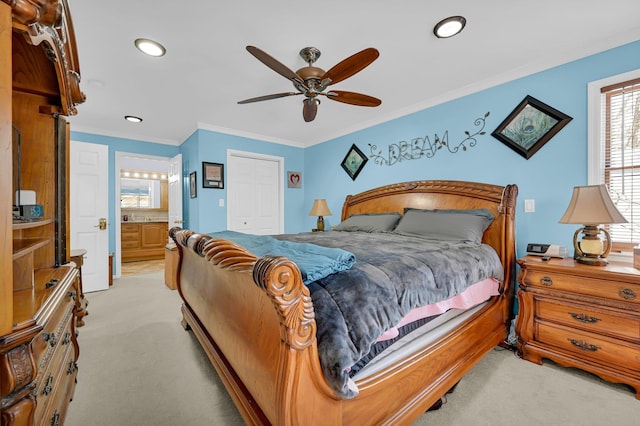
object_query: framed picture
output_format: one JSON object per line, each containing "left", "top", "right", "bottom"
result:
{"left": 287, "top": 171, "right": 302, "bottom": 188}
{"left": 202, "top": 162, "right": 224, "bottom": 188}
{"left": 491, "top": 95, "right": 572, "bottom": 159}
{"left": 341, "top": 144, "right": 368, "bottom": 181}
{"left": 189, "top": 171, "right": 197, "bottom": 198}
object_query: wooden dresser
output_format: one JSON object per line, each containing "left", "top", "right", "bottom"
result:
{"left": 516, "top": 256, "right": 640, "bottom": 399}
{"left": 0, "top": 1, "right": 86, "bottom": 424}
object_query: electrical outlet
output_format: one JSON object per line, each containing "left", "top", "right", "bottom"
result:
{"left": 219, "top": 198, "right": 225, "bottom": 207}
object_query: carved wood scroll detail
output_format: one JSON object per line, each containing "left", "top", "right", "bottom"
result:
{"left": 7, "top": 0, "right": 86, "bottom": 115}
{"left": 172, "top": 228, "right": 316, "bottom": 351}
{"left": 253, "top": 256, "right": 316, "bottom": 350}
{"left": 2, "top": 344, "right": 36, "bottom": 396}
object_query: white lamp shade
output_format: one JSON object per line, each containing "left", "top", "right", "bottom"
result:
{"left": 558, "top": 185, "right": 628, "bottom": 225}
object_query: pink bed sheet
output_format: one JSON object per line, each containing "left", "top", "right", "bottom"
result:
{"left": 376, "top": 278, "right": 500, "bottom": 342}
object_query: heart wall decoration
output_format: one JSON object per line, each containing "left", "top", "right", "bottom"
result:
{"left": 287, "top": 171, "right": 302, "bottom": 188}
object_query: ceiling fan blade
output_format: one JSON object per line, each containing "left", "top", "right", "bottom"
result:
{"left": 324, "top": 90, "right": 381, "bottom": 107}
{"left": 303, "top": 98, "right": 318, "bottom": 122}
{"left": 238, "top": 92, "right": 301, "bottom": 104}
{"left": 246, "top": 46, "right": 303, "bottom": 84}
{"left": 321, "top": 48, "right": 379, "bottom": 86}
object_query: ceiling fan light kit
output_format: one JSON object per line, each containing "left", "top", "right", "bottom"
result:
{"left": 239, "top": 45, "right": 382, "bottom": 122}
{"left": 433, "top": 16, "right": 467, "bottom": 38}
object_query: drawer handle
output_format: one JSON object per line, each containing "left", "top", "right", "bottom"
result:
{"left": 540, "top": 276, "right": 553, "bottom": 286}
{"left": 43, "top": 374, "right": 54, "bottom": 395}
{"left": 62, "top": 332, "right": 71, "bottom": 345}
{"left": 67, "top": 290, "right": 76, "bottom": 300}
{"left": 569, "top": 312, "right": 601, "bottom": 324}
{"left": 67, "top": 360, "right": 77, "bottom": 374}
{"left": 619, "top": 288, "right": 636, "bottom": 300}
{"left": 43, "top": 332, "right": 57, "bottom": 347}
{"left": 568, "top": 338, "right": 600, "bottom": 352}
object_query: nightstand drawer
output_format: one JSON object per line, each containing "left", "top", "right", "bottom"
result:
{"left": 537, "top": 322, "right": 640, "bottom": 369}
{"left": 537, "top": 298, "right": 639, "bottom": 341}
{"left": 525, "top": 270, "right": 640, "bottom": 305}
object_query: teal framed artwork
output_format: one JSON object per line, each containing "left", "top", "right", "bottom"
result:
{"left": 492, "top": 95, "right": 572, "bottom": 159}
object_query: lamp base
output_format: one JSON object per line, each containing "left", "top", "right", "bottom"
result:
{"left": 574, "top": 255, "right": 608, "bottom": 266}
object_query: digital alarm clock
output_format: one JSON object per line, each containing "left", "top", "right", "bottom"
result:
{"left": 526, "top": 243, "right": 568, "bottom": 258}
{"left": 19, "top": 204, "right": 44, "bottom": 219}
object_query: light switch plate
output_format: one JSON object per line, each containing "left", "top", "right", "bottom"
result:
{"left": 524, "top": 199, "right": 535, "bottom": 213}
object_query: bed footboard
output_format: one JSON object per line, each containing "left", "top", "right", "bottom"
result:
{"left": 172, "top": 229, "right": 342, "bottom": 425}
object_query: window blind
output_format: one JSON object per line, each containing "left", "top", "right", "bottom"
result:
{"left": 601, "top": 77, "right": 640, "bottom": 248}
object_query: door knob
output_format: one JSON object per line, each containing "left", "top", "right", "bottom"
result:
{"left": 94, "top": 218, "right": 107, "bottom": 230}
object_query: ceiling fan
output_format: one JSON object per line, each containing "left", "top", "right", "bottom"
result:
{"left": 238, "top": 46, "right": 382, "bottom": 122}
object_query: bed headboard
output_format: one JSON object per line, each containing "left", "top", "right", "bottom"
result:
{"left": 341, "top": 180, "right": 518, "bottom": 289}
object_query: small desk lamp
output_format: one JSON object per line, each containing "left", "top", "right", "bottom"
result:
{"left": 309, "top": 199, "right": 332, "bottom": 232}
{"left": 558, "top": 184, "right": 628, "bottom": 265}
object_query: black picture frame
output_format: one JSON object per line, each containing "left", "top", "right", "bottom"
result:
{"left": 341, "top": 144, "right": 368, "bottom": 181}
{"left": 189, "top": 171, "right": 197, "bottom": 198}
{"left": 491, "top": 95, "right": 572, "bottom": 159}
{"left": 202, "top": 162, "right": 224, "bottom": 188}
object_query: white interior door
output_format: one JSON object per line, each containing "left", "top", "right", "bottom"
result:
{"left": 168, "top": 154, "right": 183, "bottom": 236}
{"left": 227, "top": 151, "right": 283, "bottom": 235}
{"left": 70, "top": 141, "right": 109, "bottom": 293}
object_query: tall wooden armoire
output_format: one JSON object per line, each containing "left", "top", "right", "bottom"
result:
{"left": 0, "top": 1, "right": 85, "bottom": 424}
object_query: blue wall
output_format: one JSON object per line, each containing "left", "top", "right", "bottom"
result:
{"left": 304, "top": 40, "right": 640, "bottom": 259}
{"left": 71, "top": 39, "right": 640, "bottom": 264}
{"left": 185, "top": 129, "right": 306, "bottom": 234}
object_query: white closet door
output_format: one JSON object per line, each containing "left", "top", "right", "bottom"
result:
{"left": 227, "top": 151, "right": 283, "bottom": 235}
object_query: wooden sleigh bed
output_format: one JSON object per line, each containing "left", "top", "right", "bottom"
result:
{"left": 171, "top": 180, "right": 518, "bottom": 425}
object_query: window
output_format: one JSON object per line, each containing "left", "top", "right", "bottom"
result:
{"left": 589, "top": 70, "right": 640, "bottom": 252}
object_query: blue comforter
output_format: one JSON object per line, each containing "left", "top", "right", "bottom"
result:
{"left": 208, "top": 231, "right": 355, "bottom": 284}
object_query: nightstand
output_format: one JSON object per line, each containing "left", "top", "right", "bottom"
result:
{"left": 516, "top": 256, "right": 640, "bottom": 399}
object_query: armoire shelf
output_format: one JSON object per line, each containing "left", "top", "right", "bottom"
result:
{"left": 12, "top": 237, "right": 50, "bottom": 260}
{"left": 13, "top": 217, "right": 53, "bottom": 230}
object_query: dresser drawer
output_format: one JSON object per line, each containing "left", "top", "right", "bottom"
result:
{"left": 525, "top": 269, "right": 640, "bottom": 306}
{"left": 33, "top": 331, "right": 75, "bottom": 422}
{"left": 536, "top": 298, "right": 639, "bottom": 342}
{"left": 36, "top": 343, "right": 77, "bottom": 426}
{"left": 536, "top": 322, "right": 640, "bottom": 370}
{"left": 32, "top": 290, "right": 76, "bottom": 369}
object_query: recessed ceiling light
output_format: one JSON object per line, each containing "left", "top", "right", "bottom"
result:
{"left": 134, "top": 38, "right": 166, "bottom": 57}
{"left": 433, "top": 16, "right": 466, "bottom": 38}
{"left": 124, "top": 115, "right": 143, "bottom": 123}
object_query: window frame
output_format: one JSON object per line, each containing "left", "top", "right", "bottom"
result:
{"left": 588, "top": 68, "right": 640, "bottom": 254}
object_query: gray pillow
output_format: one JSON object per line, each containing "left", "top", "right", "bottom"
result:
{"left": 394, "top": 208, "right": 494, "bottom": 243}
{"left": 334, "top": 213, "right": 402, "bottom": 233}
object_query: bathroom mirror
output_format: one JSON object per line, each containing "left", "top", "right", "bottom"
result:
{"left": 121, "top": 178, "right": 161, "bottom": 208}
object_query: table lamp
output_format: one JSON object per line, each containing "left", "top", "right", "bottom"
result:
{"left": 309, "top": 199, "right": 332, "bottom": 232}
{"left": 558, "top": 184, "right": 628, "bottom": 265}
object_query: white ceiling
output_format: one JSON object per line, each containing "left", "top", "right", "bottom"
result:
{"left": 67, "top": 1, "right": 640, "bottom": 148}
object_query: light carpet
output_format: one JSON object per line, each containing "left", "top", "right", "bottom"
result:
{"left": 65, "top": 272, "right": 639, "bottom": 426}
